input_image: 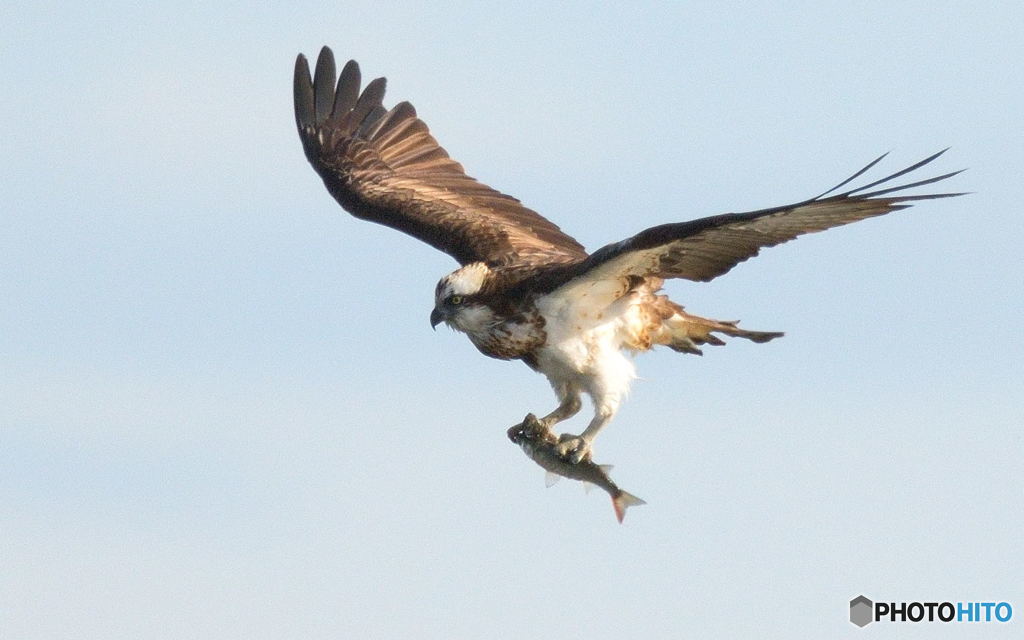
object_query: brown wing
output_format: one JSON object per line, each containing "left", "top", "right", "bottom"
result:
{"left": 542, "top": 150, "right": 964, "bottom": 291}
{"left": 294, "top": 47, "right": 587, "bottom": 268}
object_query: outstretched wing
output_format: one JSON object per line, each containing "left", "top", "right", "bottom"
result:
{"left": 294, "top": 47, "right": 587, "bottom": 268}
{"left": 543, "top": 150, "right": 963, "bottom": 290}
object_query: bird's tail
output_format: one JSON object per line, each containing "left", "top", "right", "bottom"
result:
{"left": 612, "top": 491, "right": 647, "bottom": 523}
{"left": 658, "top": 302, "right": 784, "bottom": 355}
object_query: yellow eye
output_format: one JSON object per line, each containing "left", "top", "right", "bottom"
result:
{"left": 450, "top": 295, "right": 463, "bottom": 305}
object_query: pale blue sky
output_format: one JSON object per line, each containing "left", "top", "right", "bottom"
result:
{"left": 2, "top": 2, "right": 1022, "bottom": 638}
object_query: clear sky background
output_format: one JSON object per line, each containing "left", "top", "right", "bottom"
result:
{"left": 2, "top": 2, "right": 1022, "bottom": 638}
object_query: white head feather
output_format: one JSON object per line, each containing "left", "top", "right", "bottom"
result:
{"left": 436, "top": 262, "right": 492, "bottom": 300}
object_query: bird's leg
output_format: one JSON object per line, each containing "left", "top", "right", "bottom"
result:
{"left": 555, "top": 408, "right": 614, "bottom": 464}
{"left": 535, "top": 386, "right": 582, "bottom": 433}
{"left": 518, "top": 383, "right": 581, "bottom": 438}
{"left": 555, "top": 375, "right": 626, "bottom": 463}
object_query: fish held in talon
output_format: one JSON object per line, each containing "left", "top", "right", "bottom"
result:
{"left": 294, "top": 45, "right": 964, "bottom": 515}
{"left": 508, "top": 417, "right": 646, "bottom": 523}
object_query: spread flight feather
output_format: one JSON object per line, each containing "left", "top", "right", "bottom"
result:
{"left": 294, "top": 45, "right": 963, "bottom": 467}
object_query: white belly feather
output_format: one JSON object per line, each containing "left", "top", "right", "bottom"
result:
{"left": 534, "top": 282, "right": 640, "bottom": 411}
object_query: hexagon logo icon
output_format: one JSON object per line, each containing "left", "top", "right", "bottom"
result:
{"left": 850, "top": 595, "right": 874, "bottom": 627}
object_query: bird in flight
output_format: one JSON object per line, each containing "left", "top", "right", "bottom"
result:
{"left": 293, "top": 46, "right": 962, "bottom": 464}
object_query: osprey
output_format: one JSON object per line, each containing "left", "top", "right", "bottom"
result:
{"left": 294, "top": 47, "right": 961, "bottom": 463}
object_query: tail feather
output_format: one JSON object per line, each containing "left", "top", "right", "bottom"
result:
{"left": 611, "top": 491, "right": 647, "bottom": 523}
{"left": 662, "top": 304, "right": 783, "bottom": 354}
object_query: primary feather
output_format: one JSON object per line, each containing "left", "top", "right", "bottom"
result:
{"left": 294, "top": 47, "right": 586, "bottom": 268}
{"left": 294, "top": 45, "right": 964, "bottom": 472}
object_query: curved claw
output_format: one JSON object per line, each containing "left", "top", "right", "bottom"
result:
{"left": 555, "top": 434, "right": 592, "bottom": 464}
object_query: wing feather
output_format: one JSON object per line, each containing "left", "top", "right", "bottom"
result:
{"left": 294, "top": 47, "right": 587, "bottom": 267}
{"left": 312, "top": 51, "right": 336, "bottom": 123}
{"left": 542, "top": 152, "right": 964, "bottom": 291}
{"left": 332, "top": 60, "right": 361, "bottom": 116}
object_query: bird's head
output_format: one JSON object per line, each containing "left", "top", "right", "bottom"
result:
{"left": 431, "top": 262, "right": 494, "bottom": 333}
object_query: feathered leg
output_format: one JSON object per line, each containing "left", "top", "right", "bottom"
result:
{"left": 535, "top": 381, "right": 582, "bottom": 431}
{"left": 554, "top": 349, "right": 634, "bottom": 463}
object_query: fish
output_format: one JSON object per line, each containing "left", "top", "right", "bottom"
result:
{"left": 508, "top": 414, "right": 646, "bottom": 523}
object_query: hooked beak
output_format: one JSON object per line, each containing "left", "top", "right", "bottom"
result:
{"left": 429, "top": 308, "right": 445, "bottom": 330}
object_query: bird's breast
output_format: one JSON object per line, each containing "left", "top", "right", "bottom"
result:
{"left": 467, "top": 311, "right": 546, "bottom": 361}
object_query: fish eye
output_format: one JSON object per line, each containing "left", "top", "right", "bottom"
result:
{"left": 449, "top": 295, "right": 463, "bottom": 305}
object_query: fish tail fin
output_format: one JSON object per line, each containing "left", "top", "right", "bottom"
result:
{"left": 612, "top": 491, "right": 647, "bottom": 523}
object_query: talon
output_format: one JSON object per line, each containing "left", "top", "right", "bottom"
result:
{"left": 554, "top": 434, "right": 592, "bottom": 463}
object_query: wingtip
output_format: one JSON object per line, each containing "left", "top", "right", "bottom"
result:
{"left": 293, "top": 53, "right": 311, "bottom": 86}
{"left": 313, "top": 47, "right": 338, "bottom": 123}
{"left": 341, "top": 58, "right": 360, "bottom": 78}
{"left": 293, "top": 53, "right": 315, "bottom": 131}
